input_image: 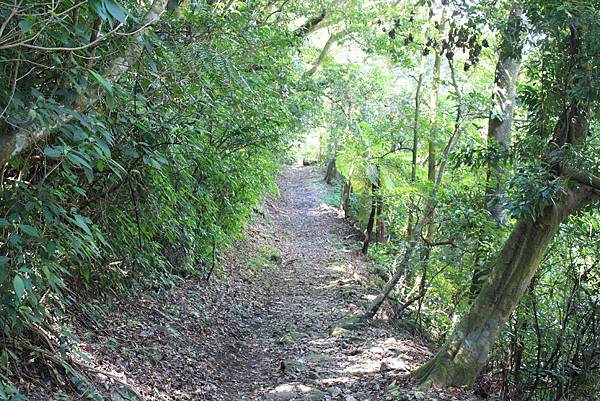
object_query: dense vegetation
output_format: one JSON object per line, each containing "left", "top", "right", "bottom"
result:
{"left": 0, "top": 0, "right": 598, "bottom": 399}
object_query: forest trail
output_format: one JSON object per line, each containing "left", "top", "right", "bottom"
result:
{"left": 216, "top": 166, "right": 429, "bottom": 401}
{"left": 29, "top": 166, "right": 478, "bottom": 401}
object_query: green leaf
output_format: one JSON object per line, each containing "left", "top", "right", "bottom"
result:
{"left": 19, "top": 19, "right": 33, "bottom": 33}
{"left": 43, "top": 146, "right": 64, "bottom": 158}
{"left": 90, "top": 70, "right": 113, "bottom": 93}
{"left": 19, "top": 224, "right": 40, "bottom": 238}
{"left": 90, "top": 0, "right": 108, "bottom": 20}
{"left": 84, "top": 167, "right": 94, "bottom": 184}
{"left": 73, "top": 214, "right": 92, "bottom": 236}
{"left": 66, "top": 152, "right": 93, "bottom": 170}
{"left": 105, "top": 0, "right": 127, "bottom": 24}
{"left": 7, "top": 233, "right": 22, "bottom": 247}
{"left": 0, "top": 256, "right": 8, "bottom": 267}
{"left": 13, "top": 275, "right": 25, "bottom": 300}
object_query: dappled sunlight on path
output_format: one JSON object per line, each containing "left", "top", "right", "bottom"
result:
{"left": 30, "top": 166, "right": 482, "bottom": 401}
{"left": 217, "top": 166, "right": 453, "bottom": 401}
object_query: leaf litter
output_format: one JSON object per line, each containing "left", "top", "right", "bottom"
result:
{"left": 23, "top": 166, "right": 484, "bottom": 401}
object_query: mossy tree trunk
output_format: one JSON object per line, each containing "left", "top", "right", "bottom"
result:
{"left": 415, "top": 25, "right": 597, "bottom": 383}
{"left": 412, "top": 187, "right": 599, "bottom": 387}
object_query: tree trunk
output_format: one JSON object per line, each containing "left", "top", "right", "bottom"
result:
{"left": 304, "top": 32, "right": 345, "bottom": 77}
{"left": 471, "top": 2, "right": 524, "bottom": 297}
{"left": 427, "top": 9, "right": 445, "bottom": 184}
{"left": 375, "top": 199, "right": 386, "bottom": 243}
{"left": 362, "top": 181, "right": 379, "bottom": 254}
{"left": 484, "top": 2, "right": 524, "bottom": 224}
{"left": 412, "top": 186, "right": 599, "bottom": 387}
{"left": 406, "top": 65, "right": 425, "bottom": 239}
{"left": 340, "top": 180, "right": 351, "bottom": 218}
{"left": 417, "top": 24, "right": 597, "bottom": 381}
{"left": 324, "top": 157, "right": 338, "bottom": 184}
{"left": 425, "top": 32, "right": 443, "bottom": 243}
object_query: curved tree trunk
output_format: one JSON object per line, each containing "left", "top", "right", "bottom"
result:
{"left": 412, "top": 187, "right": 599, "bottom": 387}
{"left": 416, "top": 22, "right": 595, "bottom": 382}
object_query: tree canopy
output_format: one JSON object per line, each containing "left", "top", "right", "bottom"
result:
{"left": 0, "top": 0, "right": 599, "bottom": 399}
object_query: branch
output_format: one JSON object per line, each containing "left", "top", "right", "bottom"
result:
{"left": 304, "top": 31, "right": 345, "bottom": 77}
{"left": 0, "top": 23, "right": 124, "bottom": 51}
{"left": 294, "top": 11, "right": 327, "bottom": 37}
{"left": 561, "top": 165, "right": 600, "bottom": 191}
{"left": 0, "top": 0, "right": 169, "bottom": 167}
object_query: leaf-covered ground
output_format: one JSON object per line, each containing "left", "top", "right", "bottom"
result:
{"left": 25, "top": 166, "right": 484, "bottom": 400}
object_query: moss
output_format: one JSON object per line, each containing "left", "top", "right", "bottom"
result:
{"left": 243, "top": 245, "right": 282, "bottom": 279}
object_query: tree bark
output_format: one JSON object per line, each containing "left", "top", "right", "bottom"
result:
{"left": 324, "top": 157, "right": 338, "bottom": 184}
{"left": 412, "top": 186, "right": 599, "bottom": 387}
{"left": 471, "top": 2, "right": 524, "bottom": 297}
{"left": 406, "top": 65, "right": 425, "bottom": 239}
{"left": 340, "top": 179, "right": 351, "bottom": 217}
{"left": 375, "top": 199, "right": 386, "bottom": 243}
{"left": 304, "top": 31, "right": 344, "bottom": 77}
{"left": 0, "top": 0, "right": 169, "bottom": 167}
{"left": 427, "top": 9, "right": 445, "bottom": 184}
{"left": 484, "top": 2, "right": 524, "bottom": 225}
{"left": 416, "top": 24, "right": 594, "bottom": 383}
{"left": 362, "top": 177, "right": 379, "bottom": 254}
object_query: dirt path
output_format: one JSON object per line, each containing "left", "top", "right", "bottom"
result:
{"left": 216, "top": 166, "right": 433, "bottom": 401}
{"left": 26, "top": 166, "right": 480, "bottom": 401}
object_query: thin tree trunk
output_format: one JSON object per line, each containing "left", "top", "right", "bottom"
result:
{"left": 427, "top": 9, "right": 445, "bottom": 184}
{"left": 340, "top": 179, "right": 351, "bottom": 217}
{"left": 406, "top": 65, "right": 425, "bottom": 239}
{"left": 425, "top": 25, "right": 444, "bottom": 244}
{"left": 375, "top": 199, "right": 386, "bottom": 243}
{"left": 362, "top": 177, "right": 379, "bottom": 254}
{"left": 362, "top": 62, "right": 464, "bottom": 319}
{"left": 304, "top": 32, "right": 344, "bottom": 77}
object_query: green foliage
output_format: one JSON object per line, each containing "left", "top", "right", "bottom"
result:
{"left": 0, "top": 0, "right": 313, "bottom": 395}
{"left": 1, "top": 0, "right": 599, "bottom": 398}
{"left": 312, "top": 0, "right": 599, "bottom": 397}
